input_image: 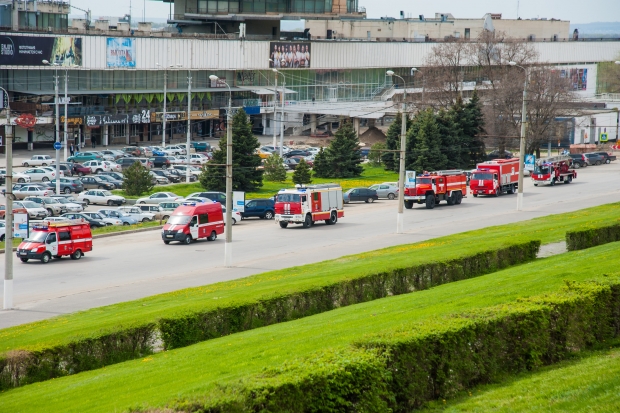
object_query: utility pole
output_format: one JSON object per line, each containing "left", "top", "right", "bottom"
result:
{"left": 3, "top": 87, "right": 14, "bottom": 310}
{"left": 387, "top": 70, "right": 407, "bottom": 234}
{"left": 43, "top": 60, "right": 61, "bottom": 194}
{"left": 64, "top": 69, "right": 68, "bottom": 162}
{"left": 273, "top": 71, "right": 278, "bottom": 150}
{"left": 509, "top": 61, "right": 529, "bottom": 211}
{"left": 279, "top": 76, "right": 286, "bottom": 157}
{"left": 186, "top": 70, "right": 192, "bottom": 183}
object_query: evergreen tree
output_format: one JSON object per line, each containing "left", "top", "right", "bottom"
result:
{"left": 368, "top": 142, "right": 386, "bottom": 167}
{"left": 436, "top": 108, "right": 464, "bottom": 169}
{"left": 292, "top": 158, "right": 312, "bottom": 185}
{"left": 312, "top": 147, "right": 330, "bottom": 178}
{"left": 263, "top": 153, "right": 287, "bottom": 182}
{"left": 324, "top": 121, "right": 364, "bottom": 178}
{"left": 123, "top": 161, "right": 154, "bottom": 196}
{"left": 463, "top": 90, "right": 486, "bottom": 167}
{"left": 200, "top": 108, "right": 263, "bottom": 192}
{"left": 409, "top": 109, "right": 448, "bottom": 173}
{"left": 383, "top": 113, "right": 413, "bottom": 171}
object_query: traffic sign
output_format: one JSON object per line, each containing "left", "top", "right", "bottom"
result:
{"left": 54, "top": 141, "right": 62, "bottom": 150}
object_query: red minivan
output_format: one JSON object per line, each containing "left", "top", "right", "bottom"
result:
{"left": 161, "top": 201, "right": 224, "bottom": 244}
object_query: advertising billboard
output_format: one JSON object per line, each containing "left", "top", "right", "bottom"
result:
{"left": 269, "top": 42, "right": 311, "bottom": 68}
{"left": 0, "top": 35, "right": 82, "bottom": 66}
{"left": 106, "top": 38, "right": 135, "bottom": 68}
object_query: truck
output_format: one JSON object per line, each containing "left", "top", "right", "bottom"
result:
{"left": 275, "top": 184, "right": 344, "bottom": 228}
{"left": 470, "top": 158, "right": 520, "bottom": 197}
{"left": 404, "top": 170, "right": 467, "bottom": 209}
{"left": 532, "top": 155, "right": 576, "bottom": 186}
{"left": 16, "top": 219, "right": 92, "bottom": 263}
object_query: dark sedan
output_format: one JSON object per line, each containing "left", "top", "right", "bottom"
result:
{"left": 71, "top": 163, "right": 92, "bottom": 176}
{"left": 583, "top": 153, "right": 605, "bottom": 166}
{"left": 61, "top": 212, "right": 107, "bottom": 228}
{"left": 283, "top": 150, "right": 311, "bottom": 158}
{"left": 49, "top": 178, "right": 84, "bottom": 194}
{"left": 344, "top": 187, "right": 379, "bottom": 203}
{"left": 96, "top": 174, "right": 123, "bottom": 189}
{"left": 79, "top": 176, "right": 115, "bottom": 190}
{"left": 152, "top": 169, "right": 180, "bottom": 183}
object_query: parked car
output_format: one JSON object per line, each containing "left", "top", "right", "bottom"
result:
{"left": 165, "top": 155, "right": 185, "bottom": 165}
{"left": 261, "top": 145, "right": 290, "bottom": 153}
{"left": 1, "top": 169, "right": 31, "bottom": 183}
{"left": 368, "top": 183, "right": 399, "bottom": 200}
{"left": 82, "top": 160, "right": 121, "bottom": 174}
{"left": 568, "top": 154, "right": 588, "bottom": 169}
{"left": 343, "top": 187, "right": 379, "bottom": 203}
{"left": 583, "top": 153, "right": 605, "bottom": 166}
{"left": 61, "top": 212, "right": 107, "bottom": 228}
{"left": 0, "top": 205, "right": 28, "bottom": 220}
{"left": 151, "top": 169, "right": 180, "bottom": 183}
{"left": 94, "top": 174, "right": 122, "bottom": 189}
{"left": 170, "top": 164, "right": 201, "bottom": 176}
{"left": 78, "top": 189, "right": 126, "bottom": 206}
{"left": 283, "top": 157, "right": 301, "bottom": 170}
{"left": 487, "top": 150, "right": 513, "bottom": 160}
{"left": 100, "top": 149, "right": 126, "bottom": 160}
{"left": 136, "top": 204, "right": 169, "bottom": 221}
{"left": 243, "top": 198, "right": 275, "bottom": 220}
{"left": 167, "top": 168, "right": 197, "bottom": 182}
{"left": 51, "top": 194, "right": 88, "bottom": 208}
{"left": 98, "top": 209, "right": 138, "bottom": 225}
{"left": 187, "top": 153, "right": 209, "bottom": 165}
{"left": 22, "top": 155, "right": 54, "bottom": 167}
{"left": 284, "top": 150, "right": 311, "bottom": 158}
{"left": 121, "top": 146, "right": 145, "bottom": 157}
{"left": 67, "top": 151, "right": 103, "bottom": 163}
{"left": 149, "top": 171, "right": 169, "bottom": 185}
{"left": 158, "top": 201, "right": 181, "bottom": 219}
{"left": 117, "top": 157, "right": 153, "bottom": 170}
{"left": 117, "top": 206, "right": 155, "bottom": 222}
{"left": 90, "top": 151, "right": 115, "bottom": 161}
{"left": 79, "top": 176, "right": 115, "bottom": 190}
{"left": 590, "top": 151, "right": 616, "bottom": 164}
{"left": 54, "top": 162, "right": 74, "bottom": 177}
{"left": 166, "top": 144, "right": 190, "bottom": 155}
{"left": 149, "top": 156, "right": 172, "bottom": 169}
{"left": 187, "top": 191, "right": 226, "bottom": 204}
{"left": 81, "top": 211, "right": 123, "bottom": 226}
{"left": 13, "top": 200, "right": 49, "bottom": 219}
{"left": 99, "top": 171, "right": 125, "bottom": 181}
{"left": 24, "top": 196, "right": 67, "bottom": 216}
{"left": 9, "top": 184, "right": 55, "bottom": 200}
{"left": 23, "top": 167, "right": 61, "bottom": 182}
{"left": 50, "top": 196, "right": 83, "bottom": 213}
{"left": 191, "top": 141, "right": 211, "bottom": 151}
{"left": 136, "top": 192, "right": 183, "bottom": 204}
{"left": 70, "top": 163, "right": 92, "bottom": 176}
{"left": 49, "top": 178, "right": 84, "bottom": 194}
{"left": 222, "top": 206, "right": 242, "bottom": 225}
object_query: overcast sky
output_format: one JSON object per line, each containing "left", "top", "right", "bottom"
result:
{"left": 71, "top": 0, "right": 617, "bottom": 24}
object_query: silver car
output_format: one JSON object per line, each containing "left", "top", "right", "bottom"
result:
{"left": 369, "top": 183, "right": 399, "bottom": 200}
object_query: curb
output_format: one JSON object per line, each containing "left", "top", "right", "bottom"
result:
{"left": 0, "top": 225, "right": 163, "bottom": 254}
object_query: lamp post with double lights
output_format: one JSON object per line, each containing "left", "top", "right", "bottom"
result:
{"left": 509, "top": 61, "right": 529, "bottom": 211}
{"left": 42, "top": 60, "right": 62, "bottom": 195}
{"left": 386, "top": 70, "right": 408, "bottom": 234}
{"left": 270, "top": 67, "right": 286, "bottom": 157}
{"left": 155, "top": 63, "right": 182, "bottom": 148}
{"left": 2, "top": 87, "right": 14, "bottom": 310}
{"left": 209, "top": 75, "right": 233, "bottom": 267}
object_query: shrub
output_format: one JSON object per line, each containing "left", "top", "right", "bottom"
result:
{"left": 292, "top": 158, "right": 312, "bottom": 185}
{"left": 122, "top": 162, "right": 154, "bottom": 196}
{"left": 566, "top": 223, "right": 620, "bottom": 251}
{"left": 263, "top": 153, "right": 287, "bottom": 182}
{"left": 368, "top": 142, "right": 386, "bottom": 167}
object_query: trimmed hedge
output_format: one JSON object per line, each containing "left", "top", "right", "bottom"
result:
{"left": 0, "top": 240, "right": 540, "bottom": 391}
{"left": 566, "top": 223, "right": 620, "bottom": 251}
{"left": 163, "top": 277, "right": 620, "bottom": 412}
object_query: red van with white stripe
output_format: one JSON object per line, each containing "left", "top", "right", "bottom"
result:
{"left": 16, "top": 219, "right": 92, "bottom": 263}
{"left": 162, "top": 201, "right": 224, "bottom": 244}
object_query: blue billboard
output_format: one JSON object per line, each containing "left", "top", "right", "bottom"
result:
{"left": 106, "top": 38, "right": 135, "bottom": 68}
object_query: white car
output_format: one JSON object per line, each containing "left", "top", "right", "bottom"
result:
{"left": 117, "top": 206, "right": 155, "bottom": 222}
{"left": 0, "top": 220, "right": 5, "bottom": 242}
{"left": 188, "top": 153, "right": 209, "bottom": 165}
{"left": 23, "top": 167, "right": 62, "bottom": 182}
{"left": 43, "top": 216, "right": 70, "bottom": 224}
{"left": 136, "top": 192, "right": 183, "bottom": 204}
{"left": 22, "top": 155, "right": 54, "bottom": 167}
{"left": 166, "top": 156, "right": 185, "bottom": 165}
{"left": 41, "top": 166, "right": 65, "bottom": 178}
{"left": 13, "top": 201, "right": 49, "bottom": 219}
{"left": 51, "top": 196, "right": 83, "bottom": 212}
{"left": 82, "top": 160, "right": 121, "bottom": 174}
{"left": 170, "top": 165, "right": 201, "bottom": 176}
{"left": 167, "top": 145, "right": 194, "bottom": 155}
{"left": 12, "top": 184, "right": 55, "bottom": 200}
{"left": 306, "top": 147, "right": 321, "bottom": 155}
{"left": 1, "top": 169, "right": 31, "bottom": 183}
{"left": 81, "top": 211, "right": 123, "bottom": 226}
{"left": 99, "top": 150, "right": 125, "bottom": 160}
{"left": 222, "top": 206, "right": 242, "bottom": 225}
{"left": 78, "top": 189, "right": 126, "bottom": 206}
{"left": 149, "top": 171, "right": 170, "bottom": 185}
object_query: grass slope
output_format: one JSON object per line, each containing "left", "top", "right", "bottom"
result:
{"left": 423, "top": 345, "right": 620, "bottom": 412}
{"left": 1, "top": 202, "right": 618, "bottom": 354}
{"left": 1, "top": 242, "right": 618, "bottom": 412}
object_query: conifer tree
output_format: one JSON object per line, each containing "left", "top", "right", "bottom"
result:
{"left": 383, "top": 113, "right": 413, "bottom": 171}
{"left": 312, "top": 147, "right": 330, "bottom": 178}
{"left": 463, "top": 90, "right": 487, "bottom": 167}
{"left": 324, "top": 121, "right": 363, "bottom": 178}
{"left": 409, "top": 109, "right": 448, "bottom": 172}
{"left": 263, "top": 153, "right": 287, "bottom": 182}
{"left": 200, "top": 108, "right": 263, "bottom": 192}
{"left": 436, "top": 108, "right": 464, "bottom": 169}
{"left": 123, "top": 161, "right": 154, "bottom": 196}
{"left": 292, "top": 158, "right": 312, "bottom": 185}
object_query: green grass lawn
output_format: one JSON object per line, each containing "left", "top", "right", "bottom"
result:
{"left": 114, "top": 164, "right": 399, "bottom": 199}
{"left": 1, "top": 241, "right": 618, "bottom": 412}
{"left": 421, "top": 345, "right": 620, "bottom": 412}
{"left": 1, "top": 202, "right": 618, "bottom": 356}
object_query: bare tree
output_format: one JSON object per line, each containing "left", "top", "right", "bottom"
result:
{"left": 425, "top": 39, "right": 470, "bottom": 109}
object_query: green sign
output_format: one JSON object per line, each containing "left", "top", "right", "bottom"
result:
{"left": 600, "top": 132, "right": 608, "bottom": 142}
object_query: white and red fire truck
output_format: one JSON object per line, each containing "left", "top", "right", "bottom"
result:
{"left": 274, "top": 184, "right": 344, "bottom": 228}
{"left": 532, "top": 155, "right": 576, "bottom": 186}
{"left": 470, "top": 158, "right": 520, "bottom": 197}
{"left": 404, "top": 170, "right": 467, "bottom": 209}
{"left": 16, "top": 219, "right": 92, "bottom": 263}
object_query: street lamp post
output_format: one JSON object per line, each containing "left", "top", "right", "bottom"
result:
{"left": 271, "top": 68, "right": 286, "bottom": 157}
{"left": 509, "top": 61, "right": 529, "bottom": 211}
{"left": 411, "top": 67, "right": 425, "bottom": 104}
{"left": 2, "top": 87, "right": 13, "bottom": 310}
{"left": 156, "top": 63, "right": 181, "bottom": 148}
{"left": 63, "top": 68, "right": 69, "bottom": 162}
{"left": 42, "top": 60, "right": 61, "bottom": 195}
{"left": 387, "top": 70, "right": 407, "bottom": 234}
{"left": 209, "top": 75, "right": 233, "bottom": 267}
{"left": 186, "top": 70, "right": 192, "bottom": 183}
{"left": 270, "top": 65, "right": 278, "bottom": 149}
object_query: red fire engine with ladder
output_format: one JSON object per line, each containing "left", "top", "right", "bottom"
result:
{"left": 275, "top": 184, "right": 344, "bottom": 228}
{"left": 532, "top": 155, "right": 576, "bottom": 186}
{"left": 404, "top": 170, "right": 468, "bottom": 209}
{"left": 470, "top": 158, "right": 520, "bottom": 197}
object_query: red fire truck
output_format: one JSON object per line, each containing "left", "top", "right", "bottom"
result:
{"left": 275, "top": 184, "right": 344, "bottom": 228}
{"left": 470, "top": 158, "right": 520, "bottom": 197}
{"left": 404, "top": 170, "right": 467, "bottom": 209}
{"left": 16, "top": 219, "right": 92, "bottom": 263}
{"left": 532, "top": 155, "right": 576, "bottom": 186}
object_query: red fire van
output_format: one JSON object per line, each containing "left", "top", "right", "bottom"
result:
{"left": 161, "top": 201, "right": 224, "bottom": 244}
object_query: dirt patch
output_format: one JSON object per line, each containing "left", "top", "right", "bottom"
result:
{"left": 358, "top": 127, "right": 387, "bottom": 146}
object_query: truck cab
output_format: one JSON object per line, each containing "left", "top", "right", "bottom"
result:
{"left": 16, "top": 220, "right": 92, "bottom": 263}
{"left": 274, "top": 184, "right": 344, "bottom": 228}
{"left": 161, "top": 201, "right": 224, "bottom": 244}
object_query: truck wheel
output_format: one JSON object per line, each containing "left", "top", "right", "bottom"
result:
{"left": 565, "top": 176, "right": 572, "bottom": 184}
{"left": 20, "top": 258, "right": 28, "bottom": 263}
{"left": 455, "top": 192, "right": 463, "bottom": 205}
{"left": 208, "top": 231, "right": 217, "bottom": 241}
{"left": 302, "top": 214, "right": 312, "bottom": 228}
{"left": 404, "top": 200, "right": 413, "bottom": 209}
{"left": 550, "top": 179, "right": 555, "bottom": 186}
{"left": 279, "top": 222, "right": 289, "bottom": 228}
{"left": 425, "top": 196, "right": 435, "bottom": 209}
{"left": 41, "top": 252, "right": 52, "bottom": 264}
{"left": 70, "top": 250, "right": 82, "bottom": 260}
{"left": 264, "top": 211, "right": 274, "bottom": 220}
{"left": 446, "top": 193, "right": 455, "bottom": 205}
{"left": 494, "top": 188, "right": 500, "bottom": 197}
{"left": 183, "top": 234, "right": 192, "bottom": 244}
{"left": 325, "top": 211, "right": 338, "bottom": 225}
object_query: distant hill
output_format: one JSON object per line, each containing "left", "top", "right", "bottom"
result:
{"left": 570, "top": 22, "right": 620, "bottom": 37}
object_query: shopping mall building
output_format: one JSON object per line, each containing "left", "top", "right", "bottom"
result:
{"left": 1, "top": 0, "right": 619, "bottom": 149}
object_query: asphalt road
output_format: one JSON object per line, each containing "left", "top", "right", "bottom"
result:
{"left": 1, "top": 161, "right": 620, "bottom": 328}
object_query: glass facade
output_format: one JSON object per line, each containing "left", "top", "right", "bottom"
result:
{"left": 186, "top": 0, "right": 357, "bottom": 14}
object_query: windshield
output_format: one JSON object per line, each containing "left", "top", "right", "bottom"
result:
{"left": 417, "top": 178, "right": 431, "bottom": 184}
{"left": 21, "top": 201, "right": 38, "bottom": 208}
{"left": 101, "top": 191, "right": 113, "bottom": 196}
{"left": 471, "top": 173, "right": 494, "bottom": 180}
{"left": 53, "top": 198, "right": 69, "bottom": 204}
{"left": 167, "top": 215, "right": 191, "bottom": 225}
{"left": 89, "top": 213, "right": 103, "bottom": 219}
{"left": 41, "top": 198, "right": 59, "bottom": 204}
{"left": 277, "top": 194, "right": 301, "bottom": 202}
{"left": 25, "top": 231, "right": 48, "bottom": 243}
{"left": 534, "top": 165, "right": 550, "bottom": 175}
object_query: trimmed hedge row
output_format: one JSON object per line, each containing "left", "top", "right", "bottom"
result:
{"left": 0, "top": 240, "right": 540, "bottom": 391}
{"left": 566, "top": 223, "right": 620, "bottom": 251}
{"left": 163, "top": 277, "right": 620, "bottom": 412}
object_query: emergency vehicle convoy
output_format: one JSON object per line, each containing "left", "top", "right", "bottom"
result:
{"left": 470, "top": 158, "right": 520, "bottom": 197}
{"left": 16, "top": 219, "right": 92, "bottom": 263}
{"left": 275, "top": 184, "right": 344, "bottom": 228}
{"left": 532, "top": 155, "right": 577, "bottom": 186}
{"left": 161, "top": 201, "right": 224, "bottom": 244}
{"left": 404, "top": 170, "right": 467, "bottom": 209}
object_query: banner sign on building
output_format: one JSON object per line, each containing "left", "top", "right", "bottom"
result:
{"left": 151, "top": 111, "right": 187, "bottom": 123}
{"left": 569, "top": 68, "right": 587, "bottom": 91}
{"left": 84, "top": 114, "right": 129, "bottom": 126}
{"left": 106, "top": 38, "right": 135, "bottom": 68}
{"left": 189, "top": 110, "right": 219, "bottom": 120}
{"left": 0, "top": 35, "right": 82, "bottom": 66}
{"left": 130, "top": 110, "right": 151, "bottom": 124}
{"left": 269, "top": 42, "right": 311, "bottom": 69}
{"left": 60, "top": 116, "right": 83, "bottom": 125}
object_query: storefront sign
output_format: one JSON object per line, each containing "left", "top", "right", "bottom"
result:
{"left": 106, "top": 38, "right": 135, "bottom": 68}
{"left": 84, "top": 114, "right": 129, "bottom": 126}
{"left": 130, "top": 110, "right": 151, "bottom": 124}
{"left": 0, "top": 35, "right": 82, "bottom": 66}
{"left": 190, "top": 110, "right": 219, "bottom": 120}
{"left": 60, "top": 116, "right": 83, "bottom": 125}
{"left": 151, "top": 111, "right": 187, "bottom": 123}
